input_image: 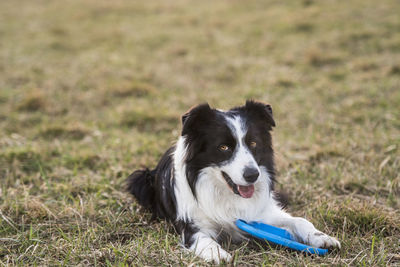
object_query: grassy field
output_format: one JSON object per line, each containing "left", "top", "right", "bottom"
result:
{"left": 1, "top": 0, "right": 399, "bottom": 265}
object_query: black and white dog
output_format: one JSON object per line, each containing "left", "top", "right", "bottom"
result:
{"left": 126, "top": 100, "right": 340, "bottom": 263}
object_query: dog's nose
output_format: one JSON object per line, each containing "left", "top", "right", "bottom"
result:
{"left": 243, "top": 167, "right": 259, "bottom": 183}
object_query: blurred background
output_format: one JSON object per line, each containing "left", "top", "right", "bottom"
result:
{"left": 0, "top": 0, "right": 399, "bottom": 265}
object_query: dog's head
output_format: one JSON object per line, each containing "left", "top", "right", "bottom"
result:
{"left": 181, "top": 100, "right": 275, "bottom": 199}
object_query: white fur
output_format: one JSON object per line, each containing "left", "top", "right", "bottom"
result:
{"left": 172, "top": 114, "right": 340, "bottom": 263}
{"left": 220, "top": 116, "right": 260, "bottom": 186}
{"left": 173, "top": 137, "right": 197, "bottom": 222}
{"left": 189, "top": 232, "right": 232, "bottom": 264}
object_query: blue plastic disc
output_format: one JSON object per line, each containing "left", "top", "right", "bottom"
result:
{"left": 235, "top": 219, "right": 328, "bottom": 255}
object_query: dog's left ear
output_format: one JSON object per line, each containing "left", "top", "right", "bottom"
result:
{"left": 245, "top": 100, "right": 276, "bottom": 127}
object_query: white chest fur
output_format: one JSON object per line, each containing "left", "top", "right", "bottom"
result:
{"left": 173, "top": 137, "right": 274, "bottom": 240}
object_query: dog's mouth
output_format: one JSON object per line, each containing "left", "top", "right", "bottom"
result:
{"left": 222, "top": 171, "right": 255, "bottom": 198}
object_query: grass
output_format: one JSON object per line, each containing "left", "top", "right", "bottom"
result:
{"left": 0, "top": 0, "right": 399, "bottom": 265}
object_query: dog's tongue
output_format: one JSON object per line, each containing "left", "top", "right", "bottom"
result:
{"left": 237, "top": 184, "right": 255, "bottom": 198}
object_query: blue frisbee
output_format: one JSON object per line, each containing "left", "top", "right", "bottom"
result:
{"left": 235, "top": 219, "right": 328, "bottom": 255}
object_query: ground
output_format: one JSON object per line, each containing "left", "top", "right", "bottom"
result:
{"left": 0, "top": 0, "right": 399, "bottom": 266}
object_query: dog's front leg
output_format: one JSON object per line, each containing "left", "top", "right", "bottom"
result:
{"left": 178, "top": 223, "right": 232, "bottom": 264}
{"left": 262, "top": 204, "right": 341, "bottom": 249}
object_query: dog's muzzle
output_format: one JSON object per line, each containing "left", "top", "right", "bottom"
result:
{"left": 221, "top": 171, "right": 255, "bottom": 198}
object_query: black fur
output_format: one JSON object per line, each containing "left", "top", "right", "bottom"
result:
{"left": 126, "top": 147, "right": 197, "bottom": 247}
{"left": 126, "top": 147, "right": 177, "bottom": 220}
{"left": 183, "top": 106, "right": 238, "bottom": 198}
{"left": 182, "top": 100, "right": 276, "bottom": 196}
{"left": 126, "top": 168, "right": 156, "bottom": 211}
{"left": 174, "top": 220, "right": 199, "bottom": 247}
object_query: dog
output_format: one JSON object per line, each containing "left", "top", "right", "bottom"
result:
{"left": 126, "top": 100, "right": 340, "bottom": 263}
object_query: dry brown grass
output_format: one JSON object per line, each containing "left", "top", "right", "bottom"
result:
{"left": 0, "top": 0, "right": 399, "bottom": 266}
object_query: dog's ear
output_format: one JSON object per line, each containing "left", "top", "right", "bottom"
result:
{"left": 181, "top": 103, "right": 214, "bottom": 136}
{"left": 245, "top": 100, "right": 276, "bottom": 127}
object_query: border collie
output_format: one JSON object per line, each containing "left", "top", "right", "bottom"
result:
{"left": 126, "top": 100, "right": 340, "bottom": 263}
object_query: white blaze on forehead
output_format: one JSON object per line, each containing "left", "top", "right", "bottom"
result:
{"left": 220, "top": 114, "right": 259, "bottom": 185}
{"left": 225, "top": 115, "right": 246, "bottom": 145}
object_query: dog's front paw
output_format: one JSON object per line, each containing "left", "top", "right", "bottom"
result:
{"left": 197, "top": 245, "right": 232, "bottom": 264}
{"left": 307, "top": 231, "right": 341, "bottom": 249}
{"left": 293, "top": 218, "right": 341, "bottom": 249}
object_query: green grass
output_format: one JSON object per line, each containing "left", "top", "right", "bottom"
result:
{"left": 1, "top": 0, "right": 399, "bottom": 265}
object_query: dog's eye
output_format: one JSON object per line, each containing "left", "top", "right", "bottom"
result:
{"left": 218, "top": 145, "right": 229, "bottom": 151}
{"left": 249, "top": 141, "right": 257, "bottom": 148}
